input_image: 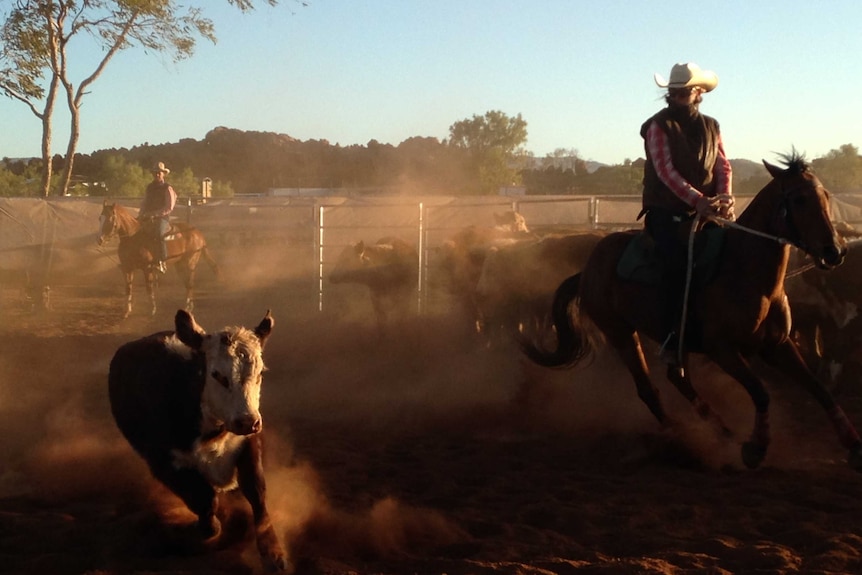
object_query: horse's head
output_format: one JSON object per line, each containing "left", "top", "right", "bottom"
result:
{"left": 761, "top": 153, "right": 846, "bottom": 270}
{"left": 97, "top": 201, "right": 119, "bottom": 246}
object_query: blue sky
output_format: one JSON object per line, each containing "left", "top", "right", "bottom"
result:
{"left": 2, "top": 0, "right": 861, "bottom": 165}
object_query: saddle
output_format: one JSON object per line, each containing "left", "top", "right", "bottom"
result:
{"left": 616, "top": 226, "right": 726, "bottom": 287}
{"left": 140, "top": 218, "right": 183, "bottom": 255}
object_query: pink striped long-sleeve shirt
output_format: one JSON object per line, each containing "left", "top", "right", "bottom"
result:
{"left": 645, "top": 121, "right": 732, "bottom": 208}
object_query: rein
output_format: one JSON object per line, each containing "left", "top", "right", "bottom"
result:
{"left": 103, "top": 207, "right": 140, "bottom": 241}
{"left": 705, "top": 179, "right": 825, "bottom": 251}
{"left": 704, "top": 215, "right": 822, "bottom": 280}
{"left": 708, "top": 215, "right": 795, "bottom": 246}
{"left": 674, "top": 212, "right": 800, "bottom": 367}
{"left": 672, "top": 190, "right": 838, "bottom": 364}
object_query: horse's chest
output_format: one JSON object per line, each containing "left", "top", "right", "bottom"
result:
{"left": 171, "top": 433, "right": 247, "bottom": 490}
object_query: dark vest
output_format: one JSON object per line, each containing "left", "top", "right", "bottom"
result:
{"left": 141, "top": 181, "right": 172, "bottom": 215}
{"left": 640, "top": 106, "right": 721, "bottom": 214}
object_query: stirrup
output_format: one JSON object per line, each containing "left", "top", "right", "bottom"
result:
{"left": 156, "top": 261, "right": 167, "bottom": 274}
{"left": 659, "top": 332, "right": 680, "bottom": 365}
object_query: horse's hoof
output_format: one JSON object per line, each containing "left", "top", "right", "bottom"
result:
{"left": 847, "top": 447, "right": 862, "bottom": 471}
{"left": 199, "top": 515, "right": 221, "bottom": 542}
{"left": 257, "top": 535, "right": 290, "bottom": 573}
{"left": 741, "top": 441, "right": 767, "bottom": 469}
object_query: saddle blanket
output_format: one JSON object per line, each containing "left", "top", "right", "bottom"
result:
{"left": 616, "top": 227, "right": 726, "bottom": 286}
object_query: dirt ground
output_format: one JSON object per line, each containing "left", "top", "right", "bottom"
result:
{"left": 3, "top": 256, "right": 862, "bottom": 575}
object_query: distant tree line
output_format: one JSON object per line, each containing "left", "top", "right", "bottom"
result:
{"left": 5, "top": 4, "right": 859, "bottom": 201}
{"left": 1, "top": 128, "right": 861, "bottom": 199}
{"left": 0, "top": 0, "right": 303, "bottom": 197}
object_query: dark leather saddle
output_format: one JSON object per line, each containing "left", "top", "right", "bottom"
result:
{"left": 616, "top": 227, "right": 727, "bottom": 287}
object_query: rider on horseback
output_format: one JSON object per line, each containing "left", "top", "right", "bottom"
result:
{"left": 138, "top": 162, "right": 177, "bottom": 274}
{"left": 638, "top": 63, "right": 735, "bottom": 365}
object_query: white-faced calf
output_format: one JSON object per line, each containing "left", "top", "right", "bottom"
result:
{"left": 108, "top": 309, "right": 288, "bottom": 572}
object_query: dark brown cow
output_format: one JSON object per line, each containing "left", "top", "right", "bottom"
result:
{"left": 108, "top": 309, "right": 288, "bottom": 572}
{"left": 787, "top": 229, "right": 862, "bottom": 390}
{"left": 433, "top": 218, "right": 535, "bottom": 338}
{"left": 329, "top": 236, "right": 419, "bottom": 334}
{"left": 475, "top": 231, "right": 606, "bottom": 344}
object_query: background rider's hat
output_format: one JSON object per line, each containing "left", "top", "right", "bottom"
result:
{"left": 654, "top": 62, "right": 718, "bottom": 92}
{"left": 151, "top": 162, "right": 170, "bottom": 175}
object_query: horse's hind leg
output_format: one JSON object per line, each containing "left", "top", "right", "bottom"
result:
{"left": 180, "top": 253, "right": 200, "bottom": 312}
{"left": 609, "top": 331, "right": 669, "bottom": 425}
{"left": 202, "top": 246, "right": 220, "bottom": 279}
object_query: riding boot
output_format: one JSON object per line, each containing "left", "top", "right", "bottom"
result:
{"left": 158, "top": 239, "right": 168, "bottom": 274}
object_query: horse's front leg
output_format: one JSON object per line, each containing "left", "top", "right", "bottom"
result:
{"left": 123, "top": 271, "right": 134, "bottom": 319}
{"left": 145, "top": 270, "right": 157, "bottom": 317}
{"left": 708, "top": 348, "right": 771, "bottom": 469}
{"left": 762, "top": 339, "right": 862, "bottom": 470}
{"left": 665, "top": 364, "right": 733, "bottom": 437}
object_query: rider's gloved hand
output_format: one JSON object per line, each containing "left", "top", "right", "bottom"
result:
{"left": 716, "top": 193, "right": 735, "bottom": 221}
{"left": 694, "top": 194, "right": 720, "bottom": 218}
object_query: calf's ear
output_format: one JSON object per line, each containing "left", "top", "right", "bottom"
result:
{"left": 254, "top": 309, "right": 274, "bottom": 347}
{"left": 175, "top": 309, "right": 206, "bottom": 349}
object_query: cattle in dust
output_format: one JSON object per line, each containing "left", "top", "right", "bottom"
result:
{"left": 108, "top": 309, "right": 288, "bottom": 572}
{"left": 329, "top": 237, "right": 419, "bottom": 334}
{"left": 432, "top": 213, "right": 536, "bottom": 338}
{"left": 787, "top": 225, "right": 862, "bottom": 390}
{"left": 475, "top": 231, "right": 607, "bottom": 345}
{"left": 493, "top": 209, "right": 530, "bottom": 233}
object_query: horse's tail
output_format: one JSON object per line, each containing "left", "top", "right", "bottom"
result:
{"left": 201, "top": 246, "right": 221, "bottom": 280}
{"left": 519, "top": 272, "right": 591, "bottom": 368}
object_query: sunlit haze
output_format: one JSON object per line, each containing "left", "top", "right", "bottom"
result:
{"left": 1, "top": 0, "right": 860, "bottom": 164}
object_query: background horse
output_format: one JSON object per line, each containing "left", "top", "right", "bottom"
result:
{"left": 97, "top": 201, "right": 219, "bottom": 318}
{"left": 522, "top": 152, "right": 862, "bottom": 470}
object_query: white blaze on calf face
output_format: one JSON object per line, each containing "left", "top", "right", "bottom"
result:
{"left": 200, "top": 326, "right": 266, "bottom": 436}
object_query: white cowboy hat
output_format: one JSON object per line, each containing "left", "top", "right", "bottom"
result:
{"left": 654, "top": 62, "right": 718, "bottom": 93}
{"left": 151, "top": 161, "right": 170, "bottom": 174}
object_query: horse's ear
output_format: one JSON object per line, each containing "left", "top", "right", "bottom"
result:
{"left": 354, "top": 240, "right": 365, "bottom": 254}
{"left": 763, "top": 160, "right": 784, "bottom": 179}
{"left": 175, "top": 309, "right": 206, "bottom": 349}
{"left": 254, "top": 310, "right": 274, "bottom": 347}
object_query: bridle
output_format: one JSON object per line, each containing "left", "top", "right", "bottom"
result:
{"left": 675, "top": 176, "right": 833, "bottom": 363}
{"left": 710, "top": 179, "right": 828, "bottom": 252}
{"left": 98, "top": 209, "right": 121, "bottom": 244}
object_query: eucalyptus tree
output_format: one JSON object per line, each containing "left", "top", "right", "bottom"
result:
{"left": 447, "top": 110, "right": 528, "bottom": 194}
{"left": 0, "top": 0, "right": 288, "bottom": 197}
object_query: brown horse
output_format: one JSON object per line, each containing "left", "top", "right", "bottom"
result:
{"left": 522, "top": 153, "right": 862, "bottom": 470}
{"left": 97, "top": 201, "right": 219, "bottom": 318}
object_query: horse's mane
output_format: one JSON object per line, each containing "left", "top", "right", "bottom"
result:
{"left": 106, "top": 201, "right": 141, "bottom": 235}
{"left": 775, "top": 148, "right": 811, "bottom": 175}
{"left": 114, "top": 202, "right": 137, "bottom": 222}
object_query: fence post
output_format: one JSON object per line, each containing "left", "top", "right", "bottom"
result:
{"left": 317, "top": 204, "right": 325, "bottom": 312}
{"left": 417, "top": 202, "right": 425, "bottom": 314}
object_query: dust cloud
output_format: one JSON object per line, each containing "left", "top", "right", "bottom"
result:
{"left": 1, "top": 239, "right": 860, "bottom": 574}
